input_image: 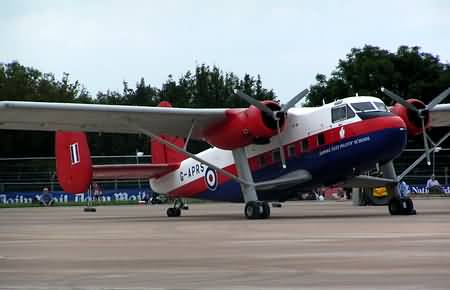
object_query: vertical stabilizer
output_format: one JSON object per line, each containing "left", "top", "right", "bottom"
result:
{"left": 150, "top": 101, "right": 186, "bottom": 164}
{"left": 55, "top": 131, "right": 93, "bottom": 193}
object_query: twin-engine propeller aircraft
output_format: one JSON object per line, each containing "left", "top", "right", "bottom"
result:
{"left": 1, "top": 87, "right": 449, "bottom": 219}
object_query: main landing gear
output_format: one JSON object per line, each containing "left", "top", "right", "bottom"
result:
{"left": 166, "top": 198, "right": 189, "bottom": 217}
{"left": 245, "top": 201, "right": 271, "bottom": 219}
{"left": 388, "top": 197, "right": 416, "bottom": 215}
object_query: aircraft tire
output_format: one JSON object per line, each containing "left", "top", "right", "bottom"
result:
{"left": 261, "top": 201, "right": 271, "bottom": 219}
{"left": 167, "top": 207, "right": 181, "bottom": 217}
{"left": 245, "top": 201, "right": 270, "bottom": 219}
{"left": 389, "top": 198, "right": 416, "bottom": 215}
{"left": 388, "top": 198, "right": 402, "bottom": 215}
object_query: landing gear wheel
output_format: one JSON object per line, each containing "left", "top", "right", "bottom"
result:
{"left": 244, "top": 201, "right": 270, "bottom": 219}
{"left": 389, "top": 197, "right": 416, "bottom": 215}
{"left": 166, "top": 207, "right": 181, "bottom": 217}
{"left": 261, "top": 201, "right": 270, "bottom": 219}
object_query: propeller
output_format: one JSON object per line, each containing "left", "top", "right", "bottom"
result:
{"left": 381, "top": 86, "right": 450, "bottom": 166}
{"left": 234, "top": 89, "right": 309, "bottom": 169}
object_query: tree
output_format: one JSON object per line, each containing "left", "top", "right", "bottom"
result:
{"left": 0, "top": 61, "right": 94, "bottom": 157}
{"left": 304, "top": 45, "right": 450, "bottom": 149}
{"left": 305, "top": 45, "right": 450, "bottom": 106}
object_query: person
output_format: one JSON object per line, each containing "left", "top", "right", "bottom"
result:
{"left": 39, "top": 187, "right": 54, "bottom": 206}
{"left": 343, "top": 187, "right": 352, "bottom": 200}
{"left": 398, "top": 181, "right": 410, "bottom": 198}
{"left": 426, "top": 175, "right": 443, "bottom": 195}
{"left": 93, "top": 183, "right": 103, "bottom": 201}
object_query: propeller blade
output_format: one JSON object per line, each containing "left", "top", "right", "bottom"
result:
{"left": 281, "top": 89, "right": 309, "bottom": 112}
{"left": 233, "top": 89, "right": 273, "bottom": 115}
{"left": 380, "top": 87, "right": 419, "bottom": 112}
{"left": 426, "top": 87, "right": 450, "bottom": 110}
{"left": 276, "top": 119, "right": 287, "bottom": 169}
{"left": 422, "top": 118, "right": 431, "bottom": 166}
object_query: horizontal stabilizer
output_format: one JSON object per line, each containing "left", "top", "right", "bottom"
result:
{"left": 92, "top": 163, "right": 180, "bottom": 180}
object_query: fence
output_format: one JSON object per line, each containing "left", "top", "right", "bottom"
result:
{"left": 0, "top": 149, "right": 449, "bottom": 193}
{"left": 0, "top": 154, "right": 152, "bottom": 193}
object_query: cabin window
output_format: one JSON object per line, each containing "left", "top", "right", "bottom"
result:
{"left": 374, "top": 102, "right": 388, "bottom": 111}
{"left": 318, "top": 133, "right": 325, "bottom": 146}
{"left": 288, "top": 144, "right": 296, "bottom": 158}
{"left": 332, "top": 105, "right": 355, "bottom": 123}
{"left": 301, "top": 139, "right": 309, "bottom": 152}
{"left": 259, "top": 154, "right": 268, "bottom": 167}
{"left": 351, "top": 102, "right": 376, "bottom": 112}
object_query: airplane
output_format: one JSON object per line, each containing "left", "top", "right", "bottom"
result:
{"left": 0, "top": 87, "right": 449, "bottom": 219}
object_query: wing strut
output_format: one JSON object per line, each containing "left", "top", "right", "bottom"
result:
{"left": 135, "top": 125, "right": 252, "bottom": 186}
{"left": 183, "top": 120, "right": 196, "bottom": 150}
{"left": 398, "top": 129, "right": 450, "bottom": 180}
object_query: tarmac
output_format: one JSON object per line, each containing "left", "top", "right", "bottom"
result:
{"left": 1, "top": 199, "right": 450, "bottom": 290}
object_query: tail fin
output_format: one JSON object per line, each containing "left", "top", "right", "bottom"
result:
{"left": 55, "top": 131, "right": 93, "bottom": 193}
{"left": 151, "top": 101, "right": 186, "bottom": 164}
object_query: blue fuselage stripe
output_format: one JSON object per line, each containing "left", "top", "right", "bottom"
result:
{"left": 197, "top": 127, "right": 407, "bottom": 202}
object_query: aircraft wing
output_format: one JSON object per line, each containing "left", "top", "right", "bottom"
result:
{"left": 338, "top": 175, "right": 397, "bottom": 188}
{"left": 430, "top": 104, "right": 450, "bottom": 127}
{"left": 0, "top": 101, "right": 229, "bottom": 139}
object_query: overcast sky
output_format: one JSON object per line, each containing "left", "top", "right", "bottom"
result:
{"left": 1, "top": 0, "right": 450, "bottom": 103}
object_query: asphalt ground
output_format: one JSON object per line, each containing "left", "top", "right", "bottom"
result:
{"left": 1, "top": 199, "right": 450, "bottom": 290}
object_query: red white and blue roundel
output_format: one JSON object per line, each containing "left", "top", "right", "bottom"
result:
{"left": 204, "top": 167, "right": 218, "bottom": 191}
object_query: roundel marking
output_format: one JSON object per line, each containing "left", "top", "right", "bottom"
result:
{"left": 204, "top": 167, "right": 218, "bottom": 191}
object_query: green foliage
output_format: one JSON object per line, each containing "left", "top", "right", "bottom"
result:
{"left": 0, "top": 61, "right": 92, "bottom": 158}
{"left": 0, "top": 61, "right": 91, "bottom": 103}
{"left": 305, "top": 45, "right": 450, "bottom": 106}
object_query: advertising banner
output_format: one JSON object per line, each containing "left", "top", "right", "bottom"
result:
{"left": 0, "top": 188, "right": 152, "bottom": 204}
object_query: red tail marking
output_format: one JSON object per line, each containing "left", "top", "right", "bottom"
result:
{"left": 151, "top": 101, "right": 186, "bottom": 164}
{"left": 55, "top": 131, "right": 93, "bottom": 193}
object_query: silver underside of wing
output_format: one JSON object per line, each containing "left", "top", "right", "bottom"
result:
{"left": 0, "top": 101, "right": 229, "bottom": 138}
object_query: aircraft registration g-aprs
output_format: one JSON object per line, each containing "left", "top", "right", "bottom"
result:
{"left": 0, "top": 87, "right": 449, "bottom": 219}
{"left": 178, "top": 162, "right": 207, "bottom": 182}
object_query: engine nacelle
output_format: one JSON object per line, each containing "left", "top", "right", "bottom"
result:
{"left": 204, "top": 101, "right": 286, "bottom": 150}
{"left": 390, "top": 99, "right": 431, "bottom": 137}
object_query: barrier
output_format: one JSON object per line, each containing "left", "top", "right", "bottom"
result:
{"left": 410, "top": 185, "right": 449, "bottom": 194}
{"left": 1, "top": 185, "right": 448, "bottom": 204}
{"left": 0, "top": 188, "right": 151, "bottom": 204}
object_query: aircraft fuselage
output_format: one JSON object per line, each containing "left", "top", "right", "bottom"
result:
{"left": 151, "top": 96, "right": 407, "bottom": 202}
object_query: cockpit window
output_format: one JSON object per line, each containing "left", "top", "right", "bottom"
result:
{"left": 351, "top": 102, "right": 376, "bottom": 112}
{"left": 374, "top": 102, "right": 388, "bottom": 111}
{"left": 331, "top": 105, "right": 355, "bottom": 123}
